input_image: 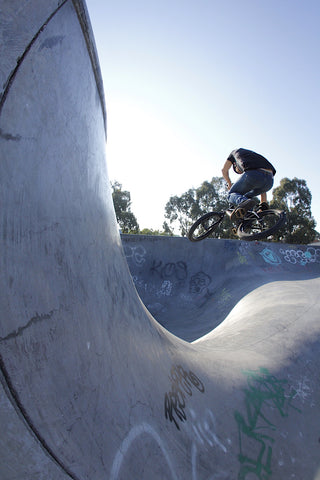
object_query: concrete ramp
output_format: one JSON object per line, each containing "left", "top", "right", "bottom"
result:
{"left": 1, "top": 1, "right": 320, "bottom": 479}
{"left": 122, "top": 234, "right": 320, "bottom": 342}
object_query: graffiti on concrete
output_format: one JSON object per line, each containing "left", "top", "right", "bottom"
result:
{"left": 164, "top": 365, "right": 205, "bottom": 431}
{"left": 111, "top": 417, "right": 228, "bottom": 480}
{"left": 188, "top": 272, "right": 212, "bottom": 307}
{"left": 289, "top": 375, "right": 313, "bottom": 406}
{"left": 150, "top": 260, "right": 188, "bottom": 282}
{"left": 188, "top": 271, "right": 213, "bottom": 307}
{"left": 189, "top": 271, "right": 211, "bottom": 295}
{"left": 187, "top": 409, "right": 229, "bottom": 480}
{"left": 132, "top": 275, "right": 148, "bottom": 294}
{"left": 259, "top": 246, "right": 320, "bottom": 268}
{"left": 110, "top": 422, "right": 178, "bottom": 480}
{"left": 217, "top": 288, "right": 232, "bottom": 307}
{"left": 237, "top": 252, "right": 248, "bottom": 264}
{"left": 130, "top": 254, "right": 214, "bottom": 307}
{"left": 238, "top": 242, "right": 257, "bottom": 265}
{"left": 234, "top": 367, "right": 301, "bottom": 480}
{"left": 158, "top": 280, "right": 173, "bottom": 297}
{"left": 279, "top": 247, "right": 320, "bottom": 265}
{"left": 260, "top": 248, "right": 282, "bottom": 266}
{"left": 187, "top": 408, "right": 227, "bottom": 452}
{"left": 123, "top": 245, "right": 147, "bottom": 266}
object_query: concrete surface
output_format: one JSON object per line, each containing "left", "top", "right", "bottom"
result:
{"left": 122, "top": 234, "right": 320, "bottom": 342}
{"left": 0, "top": 1, "right": 320, "bottom": 479}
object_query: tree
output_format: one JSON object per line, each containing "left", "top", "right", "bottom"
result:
{"left": 270, "top": 177, "right": 317, "bottom": 244}
{"left": 162, "top": 221, "right": 174, "bottom": 236}
{"left": 164, "top": 177, "right": 232, "bottom": 237}
{"left": 111, "top": 181, "right": 139, "bottom": 233}
{"left": 139, "top": 227, "right": 173, "bottom": 236}
{"left": 164, "top": 188, "right": 196, "bottom": 236}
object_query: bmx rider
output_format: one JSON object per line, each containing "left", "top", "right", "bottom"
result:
{"left": 222, "top": 148, "right": 276, "bottom": 219}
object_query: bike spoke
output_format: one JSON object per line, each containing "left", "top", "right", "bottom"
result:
{"left": 237, "top": 210, "right": 285, "bottom": 241}
{"left": 188, "top": 212, "right": 224, "bottom": 242}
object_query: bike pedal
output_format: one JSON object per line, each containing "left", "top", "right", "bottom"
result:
{"left": 235, "top": 208, "right": 245, "bottom": 218}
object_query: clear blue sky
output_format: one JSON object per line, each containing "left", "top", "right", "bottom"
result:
{"left": 85, "top": 0, "right": 320, "bottom": 232}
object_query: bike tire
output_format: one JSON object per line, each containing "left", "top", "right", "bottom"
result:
{"left": 187, "top": 212, "right": 224, "bottom": 242}
{"left": 237, "top": 209, "right": 286, "bottom": 241}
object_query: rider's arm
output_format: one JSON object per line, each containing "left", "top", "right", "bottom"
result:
{"left": 222, "top": 160, "right": 233, "bottom": 189}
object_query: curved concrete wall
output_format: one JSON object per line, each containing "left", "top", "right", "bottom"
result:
{"left": 122, "top": 234, "right": 320, "bottom": 341}
{"left": 1, "top": 1, "right": 320, "bottom": 479}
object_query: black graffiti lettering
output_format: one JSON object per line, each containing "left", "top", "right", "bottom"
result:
{"left": 175, "top": 261, "right": 188, "bottom": 280}
{"left": 188, "top": 370, "right": 205, "bottom": 393}
{"left": 150, "top": 260, "right": 188, "bottom": 281}
{"left": 150, "top": 260, "right": 163, "bottom": 277}
{"left": 164, "top": 392, "right": 185, "bottom": 430}
{"left": 162, "top": 262, "right": 176, "bottom": 278}
{"left": 189, "top": 271, "right": 211, "bottom": 294}
{"left": 164, "top": 364, "right": 205, "bottom": 430}
{"left": 172, "top": 365, "right": 193, "bottom": 396}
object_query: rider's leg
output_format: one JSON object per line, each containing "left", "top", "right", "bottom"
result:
{"left": 228, "top": 170, "right": 273, "bottom": 206}
{"left": 228, "top": 197, "right": 259, "bottom": 220}
{"left": 228, "top": 172, "right": 258, "bottom": 206}
{"left": 257, "top": 192, "right": 270, "bottom": 212}
{"left": 228, "top": 171, "right": 274, "bottom": 219}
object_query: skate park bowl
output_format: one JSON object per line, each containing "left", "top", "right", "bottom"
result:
{"left": 1, "top": 1, "right": 320, "bottom": 479}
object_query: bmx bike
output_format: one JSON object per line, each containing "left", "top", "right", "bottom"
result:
{"left": 187, "top": 204, "right": 286, "bottom": 242}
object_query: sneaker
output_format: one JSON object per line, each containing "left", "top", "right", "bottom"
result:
{"left": 257, "top": 202, "right": 269, "bottom": 212}
{"left": 230, "top": 198, "right": 258, "bottom": 221}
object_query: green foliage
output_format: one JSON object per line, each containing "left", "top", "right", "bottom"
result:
{"left": 111, "top": 181, "right": 139, "bottom": 234}
{"left": 164, "top": 188, "right": 196, "bottom": 237}
{"left": 270, "top": 177, "right": 317, "bottom": 244}
{"left": 162, "top": 221, "right": 174, "bottom": 236}
{"left": 139, "top": 227, "right": 173, "bottom": 236}
{"left": 164, "top": 177, "right": 233, "bottom": 237}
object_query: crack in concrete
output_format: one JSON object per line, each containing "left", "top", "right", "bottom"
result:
{"left": 0, "top": 0, "right": 69, "bottom": 113}
{"left": 0, "top": 127, "right": 21, "bottom": 141}
{"left": 0, "top": 310, "right": 56, "bottom": 342}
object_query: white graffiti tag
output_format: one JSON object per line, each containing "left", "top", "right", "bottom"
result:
{"left": 110, "top": 423, "right": 178, "bottom": 480}
{"left": 187, "top": 408, "right": 227, "bottom": 452}
{"left": 124, "top": 245, "right": 147, "bottom": 266}
{"left": 279, "top": 247, "right": 320, "bottom": 265}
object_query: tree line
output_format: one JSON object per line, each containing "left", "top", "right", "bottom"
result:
{"left": 112, "top": 177, "right": 319, "bottom": 244}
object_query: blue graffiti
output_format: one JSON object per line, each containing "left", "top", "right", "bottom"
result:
{"left": 279, "top": 247, "right": 320, "bottom": 266}
{"left": 260, "top": 248, "right": 282, "bottom": 266}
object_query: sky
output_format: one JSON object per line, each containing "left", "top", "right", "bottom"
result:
{"left": 85, "top": 0, "right": 320, "bottom": 232}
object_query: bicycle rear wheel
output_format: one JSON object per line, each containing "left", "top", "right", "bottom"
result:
{"left": 237, "top": 209, "right": 285, "bottom": 241}
{"left": 187, "top": 212, "right": 224, "bottom": 242}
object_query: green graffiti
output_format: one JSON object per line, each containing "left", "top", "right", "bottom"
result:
{"left": 237, "top": 252, "right": 248, "bottom": 264}
{"left": 234, "top": 367, "right": 301, "bottom": 479}
{"left": 218, "top": 288, "right": 232, "bottom": 305}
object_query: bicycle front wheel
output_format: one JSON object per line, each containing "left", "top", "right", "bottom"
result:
{"left": 187, "top": 212, "right": 224, "bottom": 242}
{"left": 237, "top": 209, "right": 286, "bottom": 241}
